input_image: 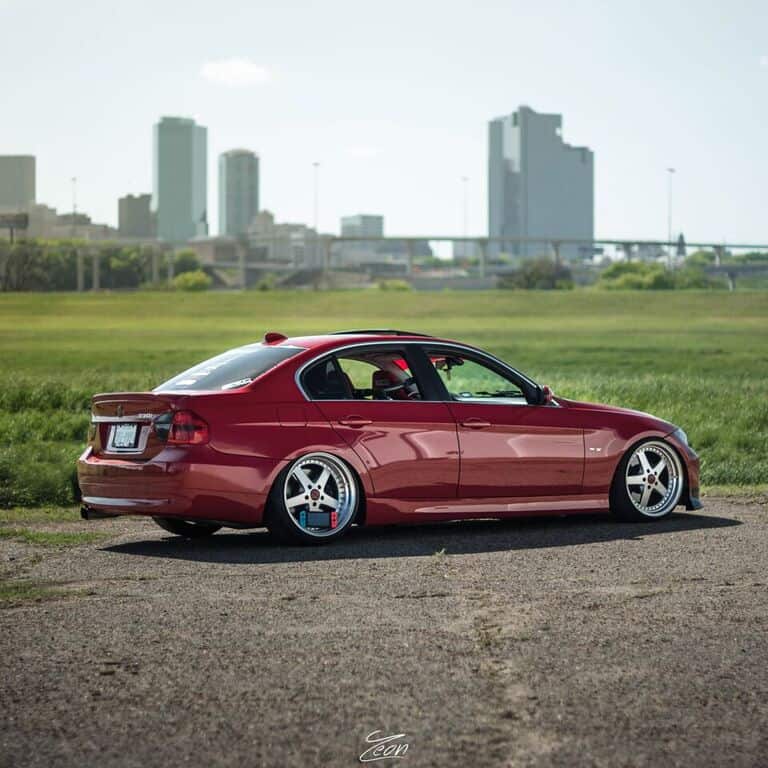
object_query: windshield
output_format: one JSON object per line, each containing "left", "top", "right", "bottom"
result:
{"left": 155, "top": 344, "right": 303, "bottom": 392}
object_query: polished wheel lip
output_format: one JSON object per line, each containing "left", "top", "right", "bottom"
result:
{"left": 625, "top": 440, "right": 683, "bottom": 517}
{"left": 283, "top": 452, "right": 357, "bottom": 538}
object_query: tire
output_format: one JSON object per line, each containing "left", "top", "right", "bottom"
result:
{"left": 153, "top": 517, "right": 222, "bottom": 538}
{"left": 265, "top": 452, "right": 360, "bottom": 545}
{"left": 610, "top": 438, "right": 685, "bottom": 522}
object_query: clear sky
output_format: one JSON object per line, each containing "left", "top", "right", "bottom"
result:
{"left": 1, "top": 0, "right": 766, "bottom": 243}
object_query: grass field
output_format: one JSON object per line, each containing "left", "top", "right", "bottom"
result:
{"left": 1, "top": 290, "right": 766, "bottom": 506}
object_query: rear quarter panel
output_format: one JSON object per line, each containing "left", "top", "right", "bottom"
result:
{"left": 185, "top": 388, "right": 375, "bottom": 501}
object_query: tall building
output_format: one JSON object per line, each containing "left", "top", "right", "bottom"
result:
{"left": 153, "top": 117, "right": 207, "bottom": 242}
{"left": 488, "top": 106, "right": 593, "bottom": 258}
{"left": 118, "top": 194, "right": 154, "bottom": 239}
{"left": 247, "top": 210, "right": 323, "bottom": 268}
{"left": 219, "top": 149, "right": 259, "bottom": 237}
{"left": 341, "top": 214, "right": 384, "bottom": 238}
{"left": 0, "top": 156, "right": 36, "bottom": 209}
{"left": 337, "top": 214, "right": 427, "bottom": 267}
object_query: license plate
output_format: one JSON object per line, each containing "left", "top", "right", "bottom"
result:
{"left": 112, "top": 423, "right": 138, "bottom": 449}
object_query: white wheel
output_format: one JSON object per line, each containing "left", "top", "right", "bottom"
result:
{"left": 612, "top": 440, "right": 684, "bottom": 521}
{"left": 268, "top": 453, "right": 359, "bottom": 544}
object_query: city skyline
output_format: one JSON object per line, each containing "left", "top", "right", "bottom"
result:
{"left": 1, "top": 0, "right": 766, "bottom": 241}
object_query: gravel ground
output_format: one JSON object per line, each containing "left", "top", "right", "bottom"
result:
{"left": 1, "top": 498, "right": 766, "bottom": 768}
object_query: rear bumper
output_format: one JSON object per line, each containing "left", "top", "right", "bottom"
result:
{"left": 77, "top": 446, "right": 283, "bottom": 525}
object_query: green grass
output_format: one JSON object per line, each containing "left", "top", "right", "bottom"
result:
{"left": 702, "top": 485, "right": 768, "bottom": 499}
{"left": 0, "top": 579, "right": 83, "bottom": 607}
{"left": 1, "top": 289, "right": 766, "bottom": 506}
{"left": 0, "top": 527, "right": 108, "bottom": 546}
{"left": 0, "top": 506, "right": 81, "bottom": 524}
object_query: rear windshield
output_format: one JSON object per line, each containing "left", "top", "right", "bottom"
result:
{"left": 155, "top": 344, "right": 302, "bottom": 392}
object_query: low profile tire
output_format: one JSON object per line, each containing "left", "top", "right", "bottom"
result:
{"left": 153, "top": 517, "right": 222, "bottom": 538}
{"left": 610, "top": 439, "right": 685, "bottom": 522}
{"left": 266, "top": 452, "right": 359, "bottom": 545}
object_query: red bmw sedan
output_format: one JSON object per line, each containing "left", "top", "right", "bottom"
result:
{"left": 77, "top": 329, "right": 701, "bottom": 544}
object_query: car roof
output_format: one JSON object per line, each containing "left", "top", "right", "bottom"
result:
{"left": 267, "top": 330, "right": 459, "bottom": 354}
{"left": 266, "top": 332, "right": 539, "bottom": 392}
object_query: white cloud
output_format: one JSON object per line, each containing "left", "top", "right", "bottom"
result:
{"left": 760, "top": 55, "right": 768, "bottom": 68}
{"left": 347, "top": 145, "right": 382, "bottom": 159}
{"left": 200, "top": 58, "right": 271, "bottom": 87}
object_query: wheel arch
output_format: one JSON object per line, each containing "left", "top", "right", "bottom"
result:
{"left": 263, "top": 447, "right": 368, "bottom": 527}
{"left": 612, "top": 434, "right": 690, "bottom": 493}
{"left": 610, "top": 434, "right": 688, "bottom": 515}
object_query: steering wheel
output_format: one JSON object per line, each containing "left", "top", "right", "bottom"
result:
{"left": 380, "top": 376, "right": 420, "bottom": 400}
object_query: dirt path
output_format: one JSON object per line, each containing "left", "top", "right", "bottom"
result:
{"left": 1, "top": 499, "right": 767, "bottom": 767}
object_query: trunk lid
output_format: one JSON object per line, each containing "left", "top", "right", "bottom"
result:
{"left": 89, "top": 392, "right": 182, "bottom": 460}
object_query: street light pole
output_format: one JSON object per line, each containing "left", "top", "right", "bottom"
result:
{"left": 666, "top": 167, "right": 675, "bottom": 268}
{"left": 461, "top": 176, "right": 469, "bottom": 241}
{"left": 71, "top": 176, "right": 78, "bottom": 239}
{"left": 312, "top": 162, "right": 320, "bottom": 233}
{"left": 313, "top": 162, "right": 320, "bottom": 270}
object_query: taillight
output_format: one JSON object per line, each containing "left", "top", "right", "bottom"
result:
{"left": 166, "top": 410, "right": 209, "bottom": 445}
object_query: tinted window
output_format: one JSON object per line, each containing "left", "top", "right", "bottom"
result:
{"left": 303, "top": 358, "right": 353, "bottom": 400}
{"left": 427, "top": 351, "right": 526, "bottom": 404}
{"left": 155, "top": 344, "right": 302, "bottom": 392}
{"left": 303, "top": 349, "right": 422, "bottom": 401}
{"left": 337, "top": 351, "right": 420, "bottom": 400}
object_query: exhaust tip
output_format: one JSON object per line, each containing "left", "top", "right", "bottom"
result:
{"left": 81, "top": 506, "right": 120, "bottom": 520}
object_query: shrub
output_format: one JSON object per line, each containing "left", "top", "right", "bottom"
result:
{"left": 674, "top": 266, "right": 726, "bottom": 290}
{"left": 106, "top": 247, "right": 145, "bottom": 289}
{"left": 255, "top": 273, "right": 278, "bottom": 291}
{"left": 597, "top": 261, "right": 724, "bottom": 290}
{"left": 173, "top": 249, "right": 201, "bottom": 275}
{"left": 172, "top": 269, "right": 211, "bottom": 292}
{"left": 498, "top": 257, "right": 574, "bottom": 290}
{"left": 378, "top": 279, "right": 413, "bottom": 291}
{"left": 597, "top": 261, "right": 671, "bottom": 290}
{"left": 686, "top": 250, "right": 717, "bottom": 268}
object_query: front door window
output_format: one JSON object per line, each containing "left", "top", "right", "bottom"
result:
{"left": 428, "top": 352, "right": 528, "bottom": 405}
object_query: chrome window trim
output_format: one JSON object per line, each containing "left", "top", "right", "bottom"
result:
{"left": 293, "top": 340, "right": 543, "bottom": 404}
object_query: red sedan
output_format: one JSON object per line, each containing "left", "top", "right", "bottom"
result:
{"left": 77, "top": 329, "right": 701, "bottom": 544}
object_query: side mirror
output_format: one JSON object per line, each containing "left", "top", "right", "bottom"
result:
{"left": 540, "top": 385, "right": 554, "bottom": 405}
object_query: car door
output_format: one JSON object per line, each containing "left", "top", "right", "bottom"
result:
{"left": 300, "top": 344, "right": 459, "bottom": 499}
{"left": 423, "top": 346, "right": 584, "bottom": 498}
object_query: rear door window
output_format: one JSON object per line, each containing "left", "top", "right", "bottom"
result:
{"left": 302, "top": 358, "right": 354, "bottom": 400}
{"left": 336, "top": 350, "right": 421, "bottom": 400}
{"left": 302, "top": 347, "right": 423, "bottom": 401}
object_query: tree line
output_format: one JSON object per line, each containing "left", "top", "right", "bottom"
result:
{"left": 0, "top": 240, "right": 206, "bottom": 291}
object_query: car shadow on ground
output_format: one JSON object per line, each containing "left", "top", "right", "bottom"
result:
{"left": 102, "top": 512, "right": 740, "bottom": 565}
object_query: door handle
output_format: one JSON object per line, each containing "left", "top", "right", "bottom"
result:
{"left": 338, "top": 416, "right": 372, "bottom": 427}
{"left": 460, "top": 418, "right": 491, "bottom": 429}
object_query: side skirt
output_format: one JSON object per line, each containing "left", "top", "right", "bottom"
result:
{"left": 366, "top": 494, "right": 610, "bottom": 526}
